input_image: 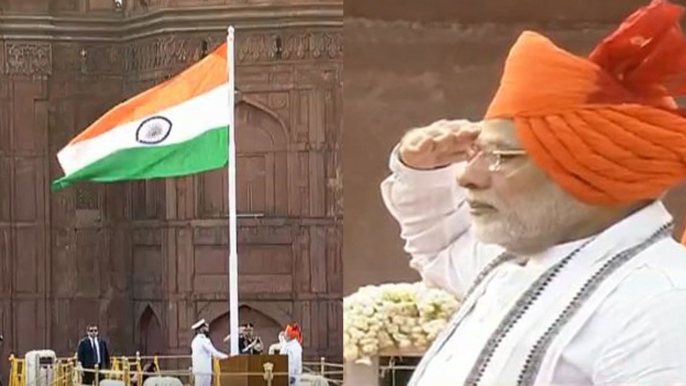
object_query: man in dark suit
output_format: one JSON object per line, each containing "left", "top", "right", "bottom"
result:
{"left": 238, "top": 323, "right": 263, "bottom": 355}
{"left": 77, "top": 325, "right": 111, "bottom": 385}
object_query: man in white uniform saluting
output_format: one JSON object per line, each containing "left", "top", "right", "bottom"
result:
{"left": 191, "top": 319, "right": 228, "bottom": 386}
{"left": 381, "top": 1, "right": 686, "bottom": 385}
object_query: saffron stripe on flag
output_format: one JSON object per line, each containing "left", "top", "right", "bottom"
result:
{"left": 68, "top": 43, "right": 229, "bottom": 146}
{"left": 52, "top": 126, "right": 228, "bottom": 191}
{"left": 52, "top": 41, "right": 232, "bottom": 191}
{"left": 57, "top": 84, "right": 230, "bottom": 177}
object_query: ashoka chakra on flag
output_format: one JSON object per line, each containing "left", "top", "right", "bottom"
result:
{"left": 51, "top": 42, "right": 232, "bottom": 191}
{"left": 136, "top": 116, "right": 173, "bottom": 145}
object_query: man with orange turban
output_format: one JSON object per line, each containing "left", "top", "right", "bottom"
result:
{"left": 381, "top": 1, "right": 686, "bottom": 385}
{"left": 280, "top": 323, "right": 303, "bottom": 386}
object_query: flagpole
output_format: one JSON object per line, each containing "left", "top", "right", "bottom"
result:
{"left": 226, "top": 26, "right": 239, "bottom": 356}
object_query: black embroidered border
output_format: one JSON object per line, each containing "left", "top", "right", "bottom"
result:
{"left": 408, "top": 251, "right": 515, "bottom": 385}
{"left": 411, "top": 235, "right": 595, "bottom": 385}
{"left": 465, "top": 252, "right": 517, "bottom": 300}
{"left": 516, "top": 222, "right": 673, "bottom": 386}
{"left": 463, "top": 236, "right": 598, "bottom": 386}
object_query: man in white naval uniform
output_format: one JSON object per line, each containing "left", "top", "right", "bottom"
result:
{"left": 191, "top": 319, "right": 228, "bottom": 386}
{"left": 381, "top": 2, "right": 686, "bottom": 385}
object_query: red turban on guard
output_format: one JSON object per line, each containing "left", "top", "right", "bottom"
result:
{"left": 285, "top": 323, "right": 302, "bottom": 344}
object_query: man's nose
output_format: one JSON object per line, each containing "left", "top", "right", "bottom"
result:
{"left": 457, "top": 159, "right": 491, "bottom": 189}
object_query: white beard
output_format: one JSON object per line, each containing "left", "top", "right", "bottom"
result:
{"left": 469, "top": 179, "right": 598, "bottom": 254}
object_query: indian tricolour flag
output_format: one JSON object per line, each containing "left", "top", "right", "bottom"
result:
{"left": 53, "top": 27, "right": 243, "bottom": 357}
{"left": 51, "top": 41, "right": 232, "bottom": 191}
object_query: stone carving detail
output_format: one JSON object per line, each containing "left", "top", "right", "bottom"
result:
{"left": 237, "top": 32, "right": 342, "bottom": 63}
{"left": 267, "top": 93, "right": 288, "bottom": 109}
{"left": 238, "top": 34, "right": 278, "bottom": 62}
{"left": 124, "top": 36, "right": 194, "bottom": 73}
{"left": 44, "top": 31, "right": 342, "bottom": 76}
{"left": 4, "top": 42, "right": 52, "bottom": 75}
{"left": 76, "top": 184, "right": 100, "bottom": 210}
{"left": 122, "top": 31, "right": 342, "bottom": 73}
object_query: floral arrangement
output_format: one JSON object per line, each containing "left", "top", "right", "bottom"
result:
{"left": 343, "top": 282, "right": 461, "bottom": 364}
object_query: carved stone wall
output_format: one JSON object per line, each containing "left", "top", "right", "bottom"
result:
{"left": 0, "top": 0, "right": 342, "bottom": 370}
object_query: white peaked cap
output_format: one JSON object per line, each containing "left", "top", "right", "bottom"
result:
{"left": 191, "top": 319, "right": 207, "bottom": 330}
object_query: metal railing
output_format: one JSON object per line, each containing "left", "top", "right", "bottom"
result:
{"left": 7, "top": 353, "right": 344, "bottom": 386}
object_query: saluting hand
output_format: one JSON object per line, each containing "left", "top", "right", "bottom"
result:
{"left": 398, "top": 119, "right": 481, "bottom": 170}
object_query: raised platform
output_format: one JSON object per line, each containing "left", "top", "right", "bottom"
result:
{"left": 343, "top": 348, "right": 424, "bottom": 386}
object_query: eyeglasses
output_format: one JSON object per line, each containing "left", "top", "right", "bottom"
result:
{"left": 466, "top": 143, "right": 527, "bottom": 172}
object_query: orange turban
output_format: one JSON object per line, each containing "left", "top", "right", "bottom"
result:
{"left": 285, "top": 323, "right": 302, "bottom": 344}
{"left": 485, "top": 0, "right": 686, "bottom": 205}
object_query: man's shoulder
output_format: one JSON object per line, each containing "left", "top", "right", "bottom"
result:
{"left": 596, "top": 239, "right": 686, "bottom": 318}
{"left": 192, "top": 335, "right": 207, "bottom": 343}
{"left": 630, "top": 237, "right": 686, "bottom": 288}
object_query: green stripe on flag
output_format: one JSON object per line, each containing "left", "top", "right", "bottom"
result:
{"left": 51, "top": 125, "right": 228, "bottom": 191}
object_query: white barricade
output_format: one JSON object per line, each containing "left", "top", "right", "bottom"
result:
{"left": 99, "top": 380, "right": 125, "bottom": 386}
{"left": 142, "top": 376, "right": 183, "bottom": 386}
{"left": 24, "top": 350, "right": 56, "bottom": 386}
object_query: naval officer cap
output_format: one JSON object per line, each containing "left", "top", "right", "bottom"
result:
{"left": 192, "top": 319, "right": 208, "bottom": 330}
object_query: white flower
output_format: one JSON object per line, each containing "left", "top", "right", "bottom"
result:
{"left": 344, "top": 344, "right": 359, "bottom": 362}
{"left": 353, "top": 318, "right": 369, "bottom": 331}
{"left": 343, "top": 281, "right": 461, "bottom": 364}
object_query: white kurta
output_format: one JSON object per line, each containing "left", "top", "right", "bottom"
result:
{"left": 381, "top": 150, "right": 686, "bottom": 386}
{"left": 280, "top": 339, "right": 303, "bottom": 386}
{"left": 191, "top": 334, "right": 228, "bottom": 386}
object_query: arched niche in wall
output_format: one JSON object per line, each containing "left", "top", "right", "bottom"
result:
{"left": 196, "top": 99, "right": 289, "bottom": 218}
{"left": 137, "top": 305, "right": 164, "bottom": 356}
{"left": 206, "top": 305, "right": 284, "bottom": 350}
